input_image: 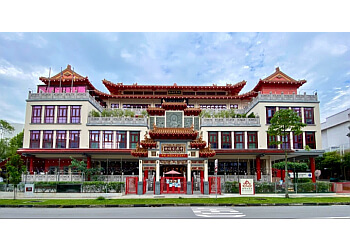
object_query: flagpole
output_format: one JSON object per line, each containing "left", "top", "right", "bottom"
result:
{"left": 71, "top": 67, "right": 74, "bottom": 92}
{"left": 48, "top": 67, "right": 51, "bottom": 92}
{"left": 59, "top": 67, "right": 62, "bottom": 92}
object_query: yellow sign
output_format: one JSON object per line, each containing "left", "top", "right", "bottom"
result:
{"left": 161, "top": 143, "right": 186, "bottom": 154}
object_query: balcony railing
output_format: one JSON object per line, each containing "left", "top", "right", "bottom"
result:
{"left": 28, "top": 92, "right": 104, "bottom": 111}
{"left": 87, "top": 116, "right": 148, "bottom": 126}
{"left": 201, "top": 117, "right": 260, "bottom": 127}
{"left": 244, "top": 93, "right": 319, "bottom": 112}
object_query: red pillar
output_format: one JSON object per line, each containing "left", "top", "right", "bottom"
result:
{"left": 87, "top": 156, "right": 91, "bottom": 169}
{"left": 256, "top": 156, "right": 261, "bottom": 181}
{"left": 310, "top": 157, "right": 316, "bottom": 183}
{"left": 200, "top": 170, "right": 204, "bottom": 180}
{"left": 29, "top": 156, "right": 34, "bottom": 174}
{"left": 144, "top": 170, "right": 148, "bottom": 179}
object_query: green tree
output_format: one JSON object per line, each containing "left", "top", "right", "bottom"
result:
{"left": 267, "top": 109, "right": 306, "bottom": 198}
{"left": 5, "top": 154, "right": 26, "bottom": 199}
{"left": 342, "top": 152, "right": 350, "bottom": 180}
{"left": 0, "top": 119, "right": 14, "bottom": 138}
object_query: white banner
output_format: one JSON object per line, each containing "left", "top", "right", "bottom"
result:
{"left": 288, "top": 172, "right": 312, "bottom": 178}
{"left": 239, "top": 179, "right": 255, "bottom": 195}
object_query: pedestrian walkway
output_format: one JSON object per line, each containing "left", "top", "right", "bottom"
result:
{"left": 1, "top": 191, "right": 349, "bottom": 199}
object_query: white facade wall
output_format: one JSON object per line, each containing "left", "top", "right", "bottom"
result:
{"left": 321, "top": 108, "right": 350, "bottom": 150}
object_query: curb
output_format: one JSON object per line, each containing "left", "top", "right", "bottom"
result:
{"left": 0, "top": 202, "right": 349, "bottom": 208}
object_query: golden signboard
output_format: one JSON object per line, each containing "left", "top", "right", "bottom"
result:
{"left": 168, "top": 90, "right": 182, "bottom": 95}
{"left": 161, "top": 143, "right": 186, "bottom": 154}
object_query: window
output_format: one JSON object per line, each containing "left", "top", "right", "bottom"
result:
{"left": 267, "top": 133, "right": 277, "bottom": 149}
{"left": 234, "top": 132, "right": 245, "bottom": 149}
{"left": 89, "top": 131, "right": 100, "bottom": 149}
{"left": 103, "top": 131, "right": 113, "bottom": 149}
{"left": 279, "top": 107, "right": 289, "bottom": 110}
{"left": 31, "top": 106, "right": 42, "bottom": 124}
{"left": 69, "top": 131, "right": 80, "bottom": 148}
{"left": 123, "top": 104, "right": 148, "bottom": 109}
{"left": 266, "top": 107, "right": 276, "bottom": 124}
{"left": 111, "top": 103, "right": 119, "bottom": 109}
{"left": 116, "top": 131, "right": 127, "bottom": 149}
{"left": 221, "top": 132, "right": 232, "bottom": 149}
{"left": 293, "top": 132, "right": 303, "bottom": 149}
{"left": 57, "top": 106, "right": 68, "bottom": 123}
{"left": 130, "top": 131, "right": 140, "bottom": 149}
{"left": 30, "top": 131, "right": 40, "bottom": 148}
{"left": 304, "top": 107, "right": 314, "bottom": 124}
{"left": 292, "top": 107, "right": 302, "bottom": 119}
{"left": 306, "top": 132, "right": 316, "bottom": 149}
{"left": 208, "top": 132, "right": 218, "bottom": 149}
{"left": 44, "top": 106, "right": 55, "bottom": 123}
{"left": 71, "top": 106, "right": 81, "bottom": 123}
{"left": 230, "top": 104, "right": 238, "bottom": 109}
{"left": 43, "top": 131, "right": 53, "bottom": 148}
{"left": 248, "top": 132, "right": 258, "bottom": 149}
{"left": 281, "top": 132, "right": 290, "bottom": 149}
{"left": 56, "top": 131, "right": 66, "bottom": 148}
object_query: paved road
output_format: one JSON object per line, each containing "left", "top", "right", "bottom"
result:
{"left": 1, "top": 205, "right": 349, "bottom": 219}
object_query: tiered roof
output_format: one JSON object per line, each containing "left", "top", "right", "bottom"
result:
{"left": 149, "top": 124, "right": 198, "bottom": 140}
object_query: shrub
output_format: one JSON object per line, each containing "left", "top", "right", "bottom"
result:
{"left": 297, "top": 183, "right": 315, "bottom": 193}
{"left": 255, "top": 182, "right": 274, "bottom": 193}
{"left": 89, "top": 110, "right": 101, "bottom": 117}
{"left": 316, "top": 181, "right": 332, "bottom": 193}
{"left": 224, "top": 181, "right": 239, "bottom": 193}
{"left": 96, "top": 196, "right": 105, "bottom": 200}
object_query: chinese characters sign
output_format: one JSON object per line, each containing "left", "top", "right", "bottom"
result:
{"left": 239, "top": 179, "right": 255, "bottom": 195}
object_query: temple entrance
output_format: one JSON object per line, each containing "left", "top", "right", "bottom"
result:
{"left": 160, "top": 164, "right": 186, "bottom": 194}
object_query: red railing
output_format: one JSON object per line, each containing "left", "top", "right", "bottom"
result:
{"left": 209, "top": 177, "right": 221, "bottom": 195}
{"left": 160, "top": 177, "right": 187, "bottom": 194}
{"left": 125, "top": 177, "right": 138, "bottom": 195}
{"left": 332, "top": 182, "right": 350, "bottom": 193}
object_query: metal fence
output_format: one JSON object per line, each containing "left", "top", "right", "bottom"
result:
{"left": 223, "top": 181, "right": 334, "bottom": 194}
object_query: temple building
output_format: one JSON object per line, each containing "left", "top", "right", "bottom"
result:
{"left": 18, "top": 65, "right": 323, "bottom": 195}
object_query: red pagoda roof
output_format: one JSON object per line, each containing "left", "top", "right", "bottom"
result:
{"left": 199, "top": 144, "right": 216, "bottom": 158}
{"left": 102, "top": 79, "right": 247, "bottom": 96}
{"left": 190, "top": 135, "right": 207, "bottom": 149}
{"left": 140, "top": 133, "right": 157, "bottom": 149}
{"left": 253, "top": 67, "right": 306, "bottom": 93}
{"left": 149, "top": 124, "right": 198, "bottom": 140}
{"left": 131, "top": 143, "right": 148, "bottom": 157}
{"left": 184, "top": 108, "right": 202, "bottom": 116}
{"left": 161, "top": 100, "right": 187, "bottom": 110}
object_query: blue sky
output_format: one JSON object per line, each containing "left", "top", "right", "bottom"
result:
{"left": 0, "top": 32, "right": 349, "bottom": 124}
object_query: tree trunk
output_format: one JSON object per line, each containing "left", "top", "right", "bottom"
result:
{"left": 284, "top": 149, "right": 289, "bottom": 198}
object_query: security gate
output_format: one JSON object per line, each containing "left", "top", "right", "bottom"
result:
{"left": 125, "top": 177, "right": 138, "bottom": 195}
{"left": 160, "top": 177, "right": 186, "bottom": 194}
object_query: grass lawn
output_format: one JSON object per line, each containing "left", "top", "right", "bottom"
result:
{"left": 0, "top": 197, "right": 349, "bottom": 206}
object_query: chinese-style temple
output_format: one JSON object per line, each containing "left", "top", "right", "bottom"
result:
{"left": 17, "top": 65, "right": 323, "bottom": 195}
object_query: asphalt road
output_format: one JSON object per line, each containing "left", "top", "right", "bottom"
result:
{"left": 1, "top": 205, "right": 349, "bottom": 219}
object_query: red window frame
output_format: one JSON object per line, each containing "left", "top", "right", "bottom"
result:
{"left": 292, "top": 107, "right": 302, "bottom": 120}
{"left": 30, "top": 130, "right": 40, "bottom": 148}
{"left": 116, "top": 131, "right": 127, "bottom": 149}
{"left": 129, "top": 131, "right": 140, "bottom": 149}
{"left": 56, "top": 130, "right": 66, "bottom": 148}
{"left": 221, "top": 132, "right": 232, "bottom": 149}
{"left": 267, "top": 133, "right": 277, "bottom": 149}
{"left": 293, "top": 132, "right": 303, "bottom": 149}
{"left": 305, "top": 132, "right": 316, "bottom": 149}
{"left": 281, "top": 132, "right": 290, "bottom": 149}
{"left": 304, "top": 107, "right": 314, "bottom": 124}
{"left": 31, "top": 106, "right": 42, "bottom": 124}
{"left": 89, "top": 131, "right": 100, "bottom": 149}
{"left": 247, "top": 132, "right": 258, "bottom": 149}
{"left": 71, "top": 106, "right": 81, "bottom": 124}
{"left": 103, "top": 131, "right": 113, "bottom": 149}
{"left": 208, "top": 132, "right": 218, "bottom": 149}
{"left": 44, "top": 106, "right": 55, "bottom": 123}
{"left": 69, "top": 131, "right": 80, "bottom": 148}
{"left": 266, "top": 107, "right": 276, "bottom": 124}
{"left": 43, "top": 130, "right": 53, "bottom": 149}
{"left": 57, "top": 106, "right": 68, "bottom": 123}
{"left": 234, "top": 132, "right": 245, "bottom": 149}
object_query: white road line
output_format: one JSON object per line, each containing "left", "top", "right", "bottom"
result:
{"left": 191, "top": 207, "right": 246, "bottom": 218}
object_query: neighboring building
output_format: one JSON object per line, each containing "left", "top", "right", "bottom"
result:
{"left": 17, "top": 65, "right": 323, "bottom": 194}
{"left": 321, "top": 108, "right": 350, "bottom": 153}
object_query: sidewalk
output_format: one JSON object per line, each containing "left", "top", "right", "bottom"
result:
{"left": 1, "top": 191, "right": 349, "bottom": 199}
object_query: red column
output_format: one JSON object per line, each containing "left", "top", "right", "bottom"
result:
{"left": 29, "top": 156, "right": 34, "bottom": 174}
{"left": 310, "top": 157, "right": 316, "bottom": 183}
{"left": 200, "top": 170, "right": 204, "bottom": 180}
{"left": 256, "top": 156, "right": 261, "bottom": 181}
{"left": 144, "top": 170, "right": 148, "bottom": 179}
{"left": 87, "top": 156, "right": 91, "bottom": 169}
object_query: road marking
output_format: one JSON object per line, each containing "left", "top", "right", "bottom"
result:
{"left": 191, "top": 207, "right": 246, "bottom": 218}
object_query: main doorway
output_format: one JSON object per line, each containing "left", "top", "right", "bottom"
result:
{"left": 160, "top": 164, "right": 186, "bottom": 194}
